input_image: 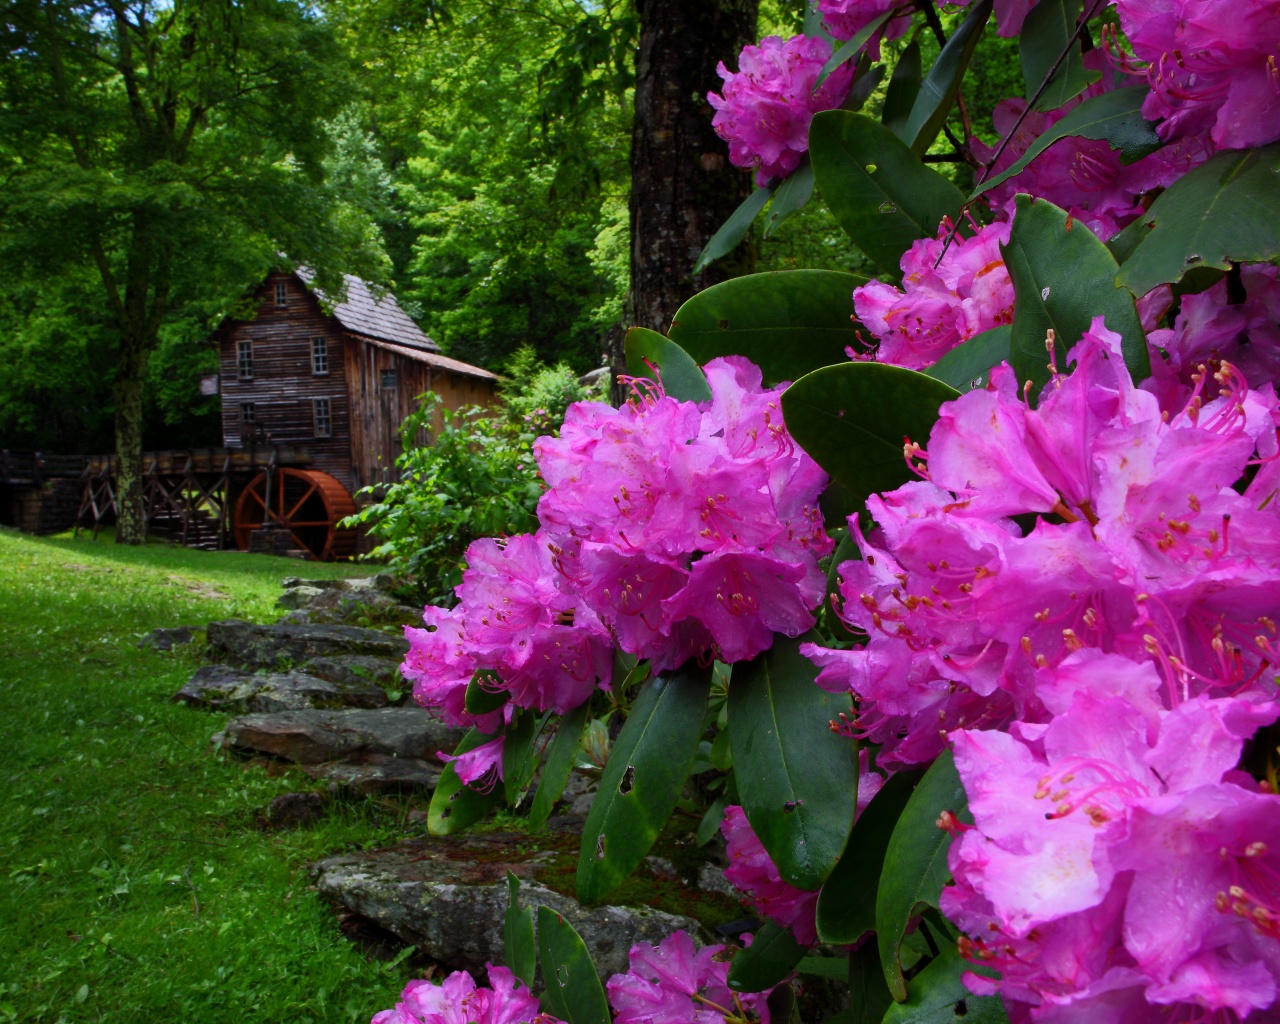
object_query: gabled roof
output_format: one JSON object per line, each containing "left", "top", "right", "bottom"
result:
{"left": 295, "top": 269, "right": 441, "bottom": 353}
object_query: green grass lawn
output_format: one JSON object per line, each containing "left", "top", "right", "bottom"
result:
{"left": 0, "top": 528, "right": 422, "bottom": 1023}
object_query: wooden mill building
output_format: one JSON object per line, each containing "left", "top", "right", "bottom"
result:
{"left": 215, "top": 270, "right": 497, "bottom": 495}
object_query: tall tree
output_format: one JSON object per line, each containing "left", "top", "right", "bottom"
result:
{"left": 0, "top": 0, "right": 384, "bottom": 542}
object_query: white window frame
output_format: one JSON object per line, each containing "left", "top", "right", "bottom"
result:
{"left": 311, "top": 336, "right": 329, "bottom": 375}
{"left": 274, "top": 281, "right": 288, "bottom": 307}
{"left": 236, "top": 340, "right": 254, "bottom": 380}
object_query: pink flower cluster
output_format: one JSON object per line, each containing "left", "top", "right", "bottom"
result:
{"left": 816, "top": 0, "right": 1036, "bottom": 51}
{"left": 371, "top": 965, "right": 560, "bottom": 1024}
{"left": 708, "top": 35, "right": 854, "bottom": 187}
{"left": 721, "top": 805, "right": 820, "bottom": 945}
{"left": 802, "top": 318, "right": 1280, "bottom": 1018}
{"left": 852, "top": 219, "right": 1015, "bottom": 369}
{"left": 1115, "top": 0, "right": 1280, "bottom": 150}
{"left": 607, "top": 931, "right": 774, "bottom": 1024}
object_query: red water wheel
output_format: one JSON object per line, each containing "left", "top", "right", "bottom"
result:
{"left": 233, "top": 468, "right": 356, "bottom": 560}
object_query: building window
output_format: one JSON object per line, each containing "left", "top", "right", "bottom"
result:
{"left": 314, "top": 397, "right": 331, "bottom": 438}
{"left": 380, "top": 368, "right": 397, "bottom": 391}
{"left": 239, "top": 402, "right": 255, "bottom": 425}
{"left": 237, "top": 340, "right": 254, "bottom": 379}
{"left": 311, "top": 337, "right": 329, "bottom": 375}
{"left": 274, "top": 281, "right": 288, "bottom": 306}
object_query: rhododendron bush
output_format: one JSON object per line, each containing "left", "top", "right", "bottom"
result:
{"left": 373, "top": 1, "right": 1280, "bottom": 1022}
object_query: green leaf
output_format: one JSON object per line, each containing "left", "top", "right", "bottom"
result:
{"left": 848, "top": 941, "right": 894, "bottom": 1024}
{"left": 504, "top": 710, "right": 548, "bottom": 807}
{"left": 843, "top": 56, "right": 885, "bottom": 114}
{"left": 537, "top": 906, "right": 611, "bottom": 1024}
{"left": 576, "top": 664, "right": 713, "bottom": 904}
{"left": 881, "top": 944, "right": 1008, "bottom": 1024}
{"left": 781, "top": 362, "right": 959, "bottom": 501}
{"left": 902, "top": 0, "right": 993, "bottom": 156}
{"left": 728, "top": 635, "right": 857, "bottom": 890}
{"left": 922, "top": 325, "right": 1011, "bottom": 392}
{"left": 882, "top": 39, "right": 922, "bottom": 139}
{"left": 692, "top": 186, "right": 772, "bottom": 275}
{"left": 668, "top": 270, "right": 865, "bottom": 384}
{"left": 1002, "top": 194, "right": 1149, "bottom": 396}
{"left": 1019, "top": 0, "right": 1099, "bottom": 112}
{"left": 876, "top": 751, "right": 969, "bottom": 1001}
{"left": 529, "top": 702, "right": 589, "bottom": 831}
{"left": 428, "top": 729, "right": 504, "bottom": 835}
{"left": 797, "top": 955, "right": 850, "bottom": 980}
{"left": 504, "top": 872, "right": 536, "bottom": 987}
{"left": 727, "top": 921, "right": 808, "bottom": 993}
{"left": 465, "top": 670, "right": 508, "bottom": 715}
{"left": 624, "top": 327, "right": 713, "bottom": 404}
{"left": 814, "top": 9, "right": 894, "bottom": 89}
{"left": 971, "top": 87, "right": 1162, "bottom": 201}
{"left": 814, "top": 768, "right": 926, "bottom": 944}
{"left": 809, "top": 111, "right": 965, "bottom": 276}
{"left": 1116, "top": 141, "right": 1280, "bottom": 295}
{"left": 696, "top": 794, "right": 728, "bottom": 847}
{"left": 764, "top": 157, "right": 815, "bottom": 239}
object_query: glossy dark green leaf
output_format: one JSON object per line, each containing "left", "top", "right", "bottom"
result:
{"left": 843, "top": 56, "right": 884, "bottom": 114}
{"left": 537, "top": 906, "right": 611, "bottom": 1024}
{"left": 504, "top": 710, "right": 548, "bottom": 807}
{"left": 815, "top": 9, "right": 894, "bottom": 88}
{"left": 796, "top": 955, "right": 850, "bottom": 980}
{"left": 504, "top": 872, "right": 536, "bottom": 987}
{"left": 809, "top": 111, "right": 965, "bottom": 276}
{"left": 881, "top": 944, "right": 1008, "bottom": 1023}
{"left": 923, "top": 325, "right": 1011, "bottom": 392}
{"left": 764, "top": 157, "right": 815, "bottom": 239}
{"left": 529, "top": 702, "right": 589, "bottom": 831}
{"left": 428, "top": 728, "right": 503, "bottom": 835}
{"left": 848, "top": 940, "right": 894, "bottom": 1024}
{"left": 782, "top": 362, "right": 959, "bottom": 501}
{"left": 1105, "top": 211, "right": 1150, "bottom": 265}
{"left": 728, "top": 635, "right": 857, "bottom": 890}
{"left": 624, "top": 327, "right": 712, "bottom": 404}
{"left": 1003, "top": 194, "right": 1149, "bottom": 396}
{"left": 696, "top": 794, "right": 728, "bottom": 847}
{"left": 972, "top": 87, "right": 1162, "bottom": 201}
{"left": 1116, "top": 141, "right": 1280, "bottom": 295}
{"left": 902, "top": 0, "right": 993, "bottom": 155}
{"left": 727, "top": 921, "right": 808, "bottom": 992}
{"left": 876, "top": 751, "right": 969, "bottom": 1001}
{"left": 882, "top": 39, "right": 922, "bottom": 138}
{"left": 668, "top": 270, "right": 865, "bottom": 384}
{"left": 465, "top": 670, "right": 508, "bottom": 715}
{"left": 692, "top": 186, "right": 772, "bottom": 275}
{"left": 815, "top": 768, "right": 926, "bottom": 944}
{"left": 1019, "top": 0, "right": 1099, "bottom": 111}
{"left": 576, "top": 664, "right": 713, "bottom": 904}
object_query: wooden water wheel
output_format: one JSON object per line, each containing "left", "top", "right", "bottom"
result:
{"left": 233, "top": 467, "right": 356, "bottom": 560}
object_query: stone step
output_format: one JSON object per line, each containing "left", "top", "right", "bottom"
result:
{"left": 206, "top": 620, "right": 408, "bottom": 669}
{"left": 303, "top": 753, "right": 441, "bottom": 795}
{"left": 176, "top": 665, "right": 390, "bottom": 713}
{"left": 215, "top": 707, "right": 459, "bottom": 765}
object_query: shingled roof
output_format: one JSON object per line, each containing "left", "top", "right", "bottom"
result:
{"left": 295, "top": 269, "right": 441, "bottom": 353}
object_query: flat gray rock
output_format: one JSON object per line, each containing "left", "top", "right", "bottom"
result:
{"left": 215, "top": 707, "right": 458, "bottom": 764}
{"left": 175, "top": 665, "right": 389, "bottom": 713}
{"left": 303, "top": 753, "right": 440, "bottom": 795}
{"left": 206, "top": 620, "right": 407, "bottom": 669}
{"left": 302, "top": 654, "right": 403, "bottom": 691}
{"left": 310, "top": 835, "right": 706, "bottom": 978}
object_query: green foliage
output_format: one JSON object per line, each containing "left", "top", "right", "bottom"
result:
{"left": 727, "top": 921, "right": 808, "bottom": 993}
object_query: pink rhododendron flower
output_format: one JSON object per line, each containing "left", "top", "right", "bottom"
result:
{"left": 438, "top": 735, "right": 505, "bottom": 792}
{"left": 1115, "top": 0, "right": 1280, "bottom": 149}
{"left": 721, "top": 805, "right": 819, "bottom": 945}
{"left": 814, "top": 0, "right": 912, "bottom": 58}
{"left": 403, "top": 605, "right": 498, "bottom": 732}
{"left": 372, "top": 965, "right": 559, "bottom": 1024}
{"left": 853, "top": 220, "right": 1014, "bottom": 369}
{"left": 708, "top": 35, "right": 854, "bottom": 187}
{"left": 607, "top": 930, "right": 774, "bottom": 1024}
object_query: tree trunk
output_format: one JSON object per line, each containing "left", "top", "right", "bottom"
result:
{"left": 617, "top": 0, "right": 759, "bottom": 385}
{"left": 112, "top": 332, "right": 149, "bottom": 544}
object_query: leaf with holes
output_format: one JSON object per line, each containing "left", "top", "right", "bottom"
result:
{"left": 815, "top": 768, "right": 926, "bottom": 944}
{"left": 923, "top": 325, "right": 1011, "bottom": 392}
{"left": 667, "top": 270, "right": 865, "bottom": 384}
{"left": 529, "top": 702, "right": 589, "bottom": 831}
{"left": 692, "top": 186, "right": 772, "bottom": 275}
{"left": 971, "top": 87, "right": 1162, "bottom": 201}
{"left": 576, "top": 664, "right": 712, "bottom": 904}
{"left": 504, "top": 872, "right": 536, "bottom": 987}
{"left": 428, "top": 729, "right": 503, "bottom": 835}
{"left": 727, "top": 921, "right": 808, "bottom": 993}
{"left": 876, "top": 751, "right": 971, "bottom": 1000}
{"left": 537, "top": 906, "right": 611, "bottom": 1024}
{"left": 882, "top": 943, "right": 1008, "bottom": 1023}
{"left": 1003, "top": 194, "right": 1149, "bottom": 396}
{"left": 1019, "top": 0, "right": 1099, "bottom": 111}
{"left": 624, "top": 327, "right": 712, "bottom": 404}
{"left": 809, "top": 111, "right": 965, "bottom": 277}
{"left": 728, "top": 635, "right": 857, "bottom": 890}
{"left": 902, "top": 0, "right": 993, "bottom": 155}
{"left": 782, "top": 362, "right": 959, "bottom": 501}
{"left": 1116, "top": 141, "right": 1280, "bottom": 295}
